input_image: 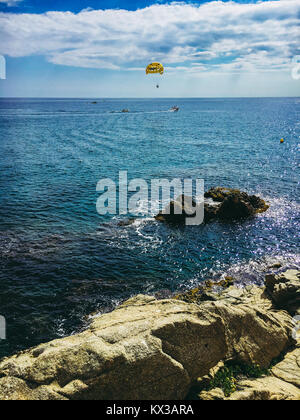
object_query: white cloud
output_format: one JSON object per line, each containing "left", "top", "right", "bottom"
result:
{"left": 0, "top": 0, "right": 22, "bottom": 6}
{"left": 0, "top": 1, "right": 299, "bottom": 74}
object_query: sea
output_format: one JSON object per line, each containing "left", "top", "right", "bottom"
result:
{"left": 0, "top": 97, "right": 299, "bottom": 358}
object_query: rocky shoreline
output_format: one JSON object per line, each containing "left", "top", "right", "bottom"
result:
{"left": 0, "top": 268, "right": 299, "bottom": 400}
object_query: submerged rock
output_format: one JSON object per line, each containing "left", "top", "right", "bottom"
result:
{"left": 117, "top": 217, "right": 136, "bottom": 227}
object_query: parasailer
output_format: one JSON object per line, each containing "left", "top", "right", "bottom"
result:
{"left": 146, "top": 62, "right": 164, "bottom": 89}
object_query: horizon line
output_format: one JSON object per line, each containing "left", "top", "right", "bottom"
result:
{"left": 0, "top": 96, "right": 299, "bottom": 100}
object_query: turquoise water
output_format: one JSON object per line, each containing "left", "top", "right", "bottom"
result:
{"left": 0, "top": 97, "right": 299, "bottom": 357}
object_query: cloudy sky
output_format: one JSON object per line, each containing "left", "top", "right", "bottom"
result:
{"left": 0, "top": 0, "right": 299, "bottom": 97}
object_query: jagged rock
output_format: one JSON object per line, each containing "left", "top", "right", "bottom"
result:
{"left": 204, "top": 300, "right": 294, "bottom": 368}
{"left": 215, "top": 286, "right": 272, "bottom": 310}
{"left": 155, "top": 195, "right": 197, "bottom": 225}
{"left": 227, "top": 377, "right": 300, "bottom": 400}
{"left": 155, "top": 188, "right": 269, "bottom": 225}
{"left": 204, "top": 187, "right": 269, "bottom": 221}
{"left": 217, "top": 195, "right": 255, "bottom": 220}
{"left": 272, "top": 348, "right": 300, "bottom": 388}
{"left": 204, "top": 187, "right": 269, "bottom": 212}
{"left": 265, "top": 269, "right": 300, "bottom": 315}
{"left": 203, "top": 202, "right": 219, "bottom": 222}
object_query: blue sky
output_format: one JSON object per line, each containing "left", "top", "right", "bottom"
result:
{"left": 0, "top": 0, "right": 299, "bottom": 97}
{"left": 0, "top": 0, "right": 268, "bottom": 13}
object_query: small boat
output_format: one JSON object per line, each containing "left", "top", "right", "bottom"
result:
{"left": 170, "top": 106, "right": 179, "bottom": 112}
{"left": 121, "top": 109, "right": 129, "bottom": 113}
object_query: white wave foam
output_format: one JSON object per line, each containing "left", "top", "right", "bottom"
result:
{"left": 184, "top": 252, "right": 300, "bottom": 290}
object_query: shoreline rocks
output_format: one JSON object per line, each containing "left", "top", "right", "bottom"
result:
{"left": 0, "top": 268, "right": 298, "bottom": 400}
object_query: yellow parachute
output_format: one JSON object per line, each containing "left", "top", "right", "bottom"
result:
{"left": 146, "top": 62, "right": 164, "bottom": 75}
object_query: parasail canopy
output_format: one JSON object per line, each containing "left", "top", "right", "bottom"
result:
{"left": 146, "top": 62, "right": 164, "bottom": 75}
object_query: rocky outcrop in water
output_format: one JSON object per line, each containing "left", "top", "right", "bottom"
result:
{"left": 155, "top": 187, "right": 269, "bottom": 225}
{"left": 205, "top": 187, "right": 269, "bottom": 221}
{"left": 0, "top": 269, "right": 298, "bottom": 400}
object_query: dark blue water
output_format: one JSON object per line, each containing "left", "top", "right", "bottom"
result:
{"left": 0, "top": 98, "right": 299, "bottom": 358}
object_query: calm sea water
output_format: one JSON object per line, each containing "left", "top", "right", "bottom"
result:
{"left": 0, "top": 97, "right": 299, "bottom": 358}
